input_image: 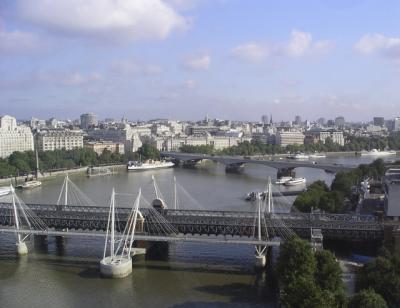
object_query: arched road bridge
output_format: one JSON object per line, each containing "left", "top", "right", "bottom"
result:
{"left": 161, "top": 152, "right": 355, "bottom": 174}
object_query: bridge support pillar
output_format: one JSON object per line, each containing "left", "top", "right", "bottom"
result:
{"left": 255, "top": 245, "right": 268, "bottom": 268}
{"left": 225, "top": 163, "right": 245, "bottom": 173}
{"left": 100, "top": 257, "right": 132, "bottom": 278}
{"left": 16, "top": 241, "right": 28, "bottom": 255}
{"left": 277, "top": 167, "right": 295, "bottom": 179}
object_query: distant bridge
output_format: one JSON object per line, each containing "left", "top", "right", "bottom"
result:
{"left": 161, "top": 152, "right": 354, "bottom": 173}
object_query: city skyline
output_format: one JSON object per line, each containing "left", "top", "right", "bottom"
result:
{"left": 1, "top": 0, "right": 400, "bottom": 121}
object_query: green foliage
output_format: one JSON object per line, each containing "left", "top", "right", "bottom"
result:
{"left": 315, "top": 250, "right": 347, "bottom": 305}
{"left": 277, "top": 236, "right": 317, "bottom": 287}
{"left": 137, "top": 144, "right": 160, "bottom": 160}
{"left": 356, "top": 251, "right": 400, "bottom": 307}
{"left": 294, "top": 159, "right": 385, "bottom": 213}
{"left": 294, "top": 179, "right": 344, "bottom": 213}
{"left": 349, "top": 289, "right": 388, "bottom": 308}
{"left": 0, "top": 148, "right": 136, "bottom": 177}
{"left": 277, "top": 237, "right": 346, "bottom": 308}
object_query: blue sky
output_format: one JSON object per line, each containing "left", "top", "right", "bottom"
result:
{"left": 1, "top": 0, "right": 400, "bottom": 122}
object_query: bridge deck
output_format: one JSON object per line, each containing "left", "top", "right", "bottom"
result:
{"left": 0, "top": 202, "right": 387, "bottom": 241}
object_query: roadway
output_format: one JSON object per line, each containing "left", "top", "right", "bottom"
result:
{"left": 161, "top": 152, "right": 355, "bottom": 173}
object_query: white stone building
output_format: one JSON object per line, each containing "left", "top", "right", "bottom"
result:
{"left": 0, "top": 115, "right": 34, "bottom": 158}
{"left": 275, "top": 131, "right": 305, "bottom": 147}
{"left": 36, "top": 129, "right": 84, "bottom": 151}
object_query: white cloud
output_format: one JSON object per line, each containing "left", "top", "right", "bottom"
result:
{"left": 16, "top": 0, "right": 188, "bottom": 41}
{"left": 231, "top": 43, "right": 268, "bottom": 63}
{"left": 183, "top": 53, "right": 211, "bottom": 70}
{"left": 143, "top": 65, "right": 163, "bottom": 76}
{"left": 355, "top": 34, "right": 400, "bottom": 59}
{"left": 110, "top": 60, "right": 163, "bottom": 76}
{"left": 184, "top": 79, "right": 197, "bottom": 89}
{"left": 35, "top": 70, "right": 102, "bottom": 86}
{"left": 231, "top": 30, "right": 333, "bottom": 62}
{"left": 0, "top": 29, "right": 40, "bottom": 53}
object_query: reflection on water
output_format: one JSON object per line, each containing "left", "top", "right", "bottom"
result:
{"left": 0, "top": 156, "right": 389, "bottom": 307}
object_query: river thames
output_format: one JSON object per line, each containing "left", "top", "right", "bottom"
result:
{"left": 0, "top": 155, "right": 395, "bottom": 307}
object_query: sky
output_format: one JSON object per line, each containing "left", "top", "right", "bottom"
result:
{"left": 1, "top": 0, "right": 400, "bottom": 122}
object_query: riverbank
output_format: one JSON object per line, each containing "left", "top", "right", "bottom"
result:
{"left": 0, "top": 164, "right": 127, "bottom": 186}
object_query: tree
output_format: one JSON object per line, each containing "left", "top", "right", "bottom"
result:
{"left": 349, "top": 289, "right": 387, "bottom": 308}
{"left": 138, "top": 144, "right": 160, "bottom": 160}
{"left": 356, "top": 252, "right": 400, "bottom": 307}
{"left": 314, "top": 250, "right": 346, "bottom": 306}
{"left": 280, "top": 275, "right": 330, "bottom": 308}
{"left": 277, "top": 236, "right": 316, "bottom": 287}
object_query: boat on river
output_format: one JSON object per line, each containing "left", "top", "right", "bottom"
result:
{"left": 287, "top": 153, "right": 309, "bottom": 160}
{"left": 284, "top": 177, "right": 306, "bottom": 186}
{"left": 0, "top": 186, "right": 11, "bottom": 196}
{"left": 360, "top": 149, "right": 396, "bottom": 156}
{"left": 17, "top": 180, "right": 42, "bottom": 189}
{"left": 308, "top": 153, "right": 326, "bottom": 158}
{"left": 275, "top": 176, "right": 293, "bottom": 184}
{"left": 127, "top": 160, "right": 174, "bottom": 171}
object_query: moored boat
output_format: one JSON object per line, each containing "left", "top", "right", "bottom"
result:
{"left": 127, "top": 160, "right": 174, "bottom": 171}
{"left": 308, "top": 153, "right": 326, "bottom": 158}
{"left": 360, "top": 149, "right": 396, "bottom": 156}
{"left": 0, "top": 186, "right": 11, "bottom": 196}
{"left": 17, "top": 180, "right": 42, "bottom": 189}
{"left": 287, "top": 153, "right": 309, "bottom": 160}
{"left": 275, "top": 176, "right": 293, "bottom": 184}
{"left": 284, "top": 177, "right": 306, "bottom": 186}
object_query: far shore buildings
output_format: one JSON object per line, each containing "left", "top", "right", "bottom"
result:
{"left": 275, "top": 131, "right": 305, "bottom": 147}
{"left": 35, "top": 129, "right": 84, "bottom": 151}
{"left": 0, "top": 115, "right": 34, "bottom": 158}
{"left": 84, "top": 141, "right": 125, "bottom": 155}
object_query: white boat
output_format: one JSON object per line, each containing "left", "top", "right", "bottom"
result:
{"left": 275, "top": 176, "right": 293, "bottom": 184}
{"left": 287, "top": 153, "right": 309, "bottom": 160}
{"left": 0, "top": 186, "right": 11, "bottom": 196}
{"left": 360, "top": 149, "right": 396, "bottom": 156}
{"left": 284, "top": 177, "right": 306, "bottom": 186}
{"left": 127, "top": 160, "right": 174, "bottom": 171}
{"left": 308, "top": 153, "right": 326, "bottom": 158}
{"left": 17, "top": 180, "right": 42, "bottom": 189}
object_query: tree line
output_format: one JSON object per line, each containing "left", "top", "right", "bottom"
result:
{"left": 0, "top": 144, "right": 161, "bottom": 178}
{"left": 277, "top": 236, "right": 390, "bottom": 308}
{"left": 293, "top": 159, "right": 386, "bottom": 214}
{"left": 179, "top": 133, "right": 400, "bottom": 156}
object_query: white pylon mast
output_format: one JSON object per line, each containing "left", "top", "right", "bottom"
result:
{"left": 11, "top": 185, "right": 21, "bottom": 243}
{"left": 173, "top": 176, "right": 177, "bottom": 210}
{"left": 267, "top": 177, "right": 272, "bottom": 214}
{"left": 64, "top": 174, "right": 68, "bottom": 206}
{"left": 257, "top": 193, "right": 262, "bottom": 241}
{"left": 110, "top": 188, "right": 115, "bottom": 260}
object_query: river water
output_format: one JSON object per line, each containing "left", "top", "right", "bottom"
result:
{"left": 0, "top": 155, "right": 394, "bottom": 307}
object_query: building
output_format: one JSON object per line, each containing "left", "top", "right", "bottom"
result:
{"left": 80, "top": 113, "right": 98, "bottom": 130}
{"left": 0, "top": 115, "right": 34, "bottom": 158}
{"left": 294, "top": 115, "right": 302, "bottom": 125}
{"left": 335, "top": 116, "right": 345, "bottom": 127}
{"left": 36, "top": 129, "right": 83, "bottom": 151}
{"left": 154, "top": 135, "right": 251, "bottom": 151}
{"left": 373, "top": 117, "right": 385, "bottom": 127}
{"left": 275, "top": 131, "right": 305, "bottom": 147}
{"left": 304, "top": 129, "right": 345, "bottom": 146}
{"left": 84, "top": 141, "right": 125, "bottom": 155}
{"left": 394, "top": 117, "right": 400, "bottom": 132}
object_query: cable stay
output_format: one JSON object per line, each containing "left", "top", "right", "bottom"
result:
{"left": 56, "top": 174, "right": 97, "bottom": 209}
